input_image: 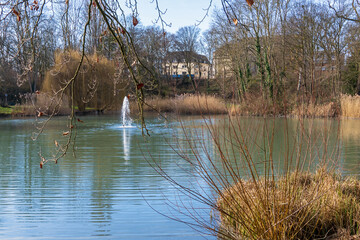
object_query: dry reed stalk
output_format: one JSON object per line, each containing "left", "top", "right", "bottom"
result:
{"left": 292, "top": 102, "right": 339, "bottom": 118}
{"left": 175, "top": 94, "right": 227, "bottom": 115}
{"left": 340, "top": 94, "right": 360, "bottom": 118}
{"left": 132, "top": 94, "right": 227, "bottom": 115}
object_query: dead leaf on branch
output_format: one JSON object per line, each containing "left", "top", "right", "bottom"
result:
{"left": 233, "top": 18, "right": 238, "bottom": 25}
{"left": 246, "top": 0, "right": 254, "bottom": 7}
{"left": 137, "top": 83, "right": 144, "bottom": 90}
{"left": 133, "top": 16, "right": 138, "bottom": 26}
{"left": 119, "top": 27, "right": 126, "bottom": 35}
{"left": 30, "top": 0, "right": 39, "bottom": 11}
{"left": 40, "top": 156, "right": 45, "bottom": 168}
{"left": 12, "top": 8, "right": 21, "bottom": 21}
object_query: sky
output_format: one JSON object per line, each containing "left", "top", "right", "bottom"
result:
{"left": 131, "top": 0, "right": 223, "bottom": 33}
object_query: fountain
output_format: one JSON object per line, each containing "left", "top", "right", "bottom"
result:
{"left": 121, "top": 95, "right": 133, "bottom": 127}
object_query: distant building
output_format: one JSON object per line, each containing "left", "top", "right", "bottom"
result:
{"left": 163, "top": 51, "right": 211, "bottom": 79}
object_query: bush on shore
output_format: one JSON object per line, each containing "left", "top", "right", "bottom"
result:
{"left": 217, "top": 168, "right": 360, "bottom": 239}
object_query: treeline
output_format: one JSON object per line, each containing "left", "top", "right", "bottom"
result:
{"left": 206, "top": 0, "right": 360, "bottom": 110}
{"left": 0, "top": 1, "right": 209, "bottom": 111}
{"left": 0, "top": 0, "right": 359, "bottom": 113}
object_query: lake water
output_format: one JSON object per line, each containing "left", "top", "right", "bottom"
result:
{"left": 0, "top": 115, "right": 360, "bottom": 239}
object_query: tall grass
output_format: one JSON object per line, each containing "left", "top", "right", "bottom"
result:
{"left": 149, "top": 114, "right": 360, "bottom": 239}
{"left": 340, "top": 94, "right": 360, "bottom": 118}
{"left": 292, "top": 102, "right": 339, "bottom": 118}
{"left": 132, "top": 94, "right": 227, "bottom": 115}
{"left": 175, "top": 94, "right": 227, "bottom": 115}
{"left": 218, "top": 169, "right": 360, "bottom": 239}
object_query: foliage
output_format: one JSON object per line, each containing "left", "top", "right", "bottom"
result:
{"left": 42, "top": 50, "right": 125, "bottom": 111}
{"left": 0, "top": 106, "right": 13, "bottom": 115}
{"left": 342, "top": 57, "right": 360, "bottom": 95}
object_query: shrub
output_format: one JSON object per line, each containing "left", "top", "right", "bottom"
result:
{"left": 217, "top": 169, "right": 360, "bottom": 239}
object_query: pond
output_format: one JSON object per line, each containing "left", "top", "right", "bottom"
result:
{"left": 0, "top": 115, "right": 359, "bottom": 239}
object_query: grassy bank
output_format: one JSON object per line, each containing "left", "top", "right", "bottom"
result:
{"left": 0, "top": 105, "right": 30, "bottom": 117}
{"left": 0, "top": 106, "right": 15, "bottom": 115}
{"left": 3, "top": 93, "right": 360, "bottom": 119}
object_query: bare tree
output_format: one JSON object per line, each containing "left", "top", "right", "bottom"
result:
{"left": 173, "top": 25, "right": 201, "bottom": 91}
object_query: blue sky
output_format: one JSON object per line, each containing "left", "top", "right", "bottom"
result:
{"left": 133, "top": 0, "right": 222, "bottom": 33}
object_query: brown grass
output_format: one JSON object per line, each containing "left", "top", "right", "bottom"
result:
{"left": 174, "top": 94, "right": 227, "bottom": 115}
{"left": 340, "top": 94, "right": 360, "bottom": 118}
{"left": 217, "top": 169, "right": 360, "bottom": 239}
{"left": 229, "top": 94, "right": 360, "bottom": 119}
{"left": 292, "top": 102, "right": 340, "bottom": 118}
{"left": 229, "top": 95, "right": 274, "bottom": 116}
{"left": 131, "top": 94, "right": 227, "bottom": 115}
{"left": 131, "top": 93, "right": 360, "bottom": 119}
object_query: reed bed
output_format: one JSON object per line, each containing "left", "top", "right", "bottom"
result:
{"left": 340, "top": 94, "right": 360, "bottom": 118}
{"left": 133, "top": 94, "right": 227, "bottom": 115}
{"left": 229, "top": 96, "right": 273, "bottom": 116}
{"left": 292, "top": 102, "right": 339, "bottom": 118}
{"left": 174, "top": 94, "right": 227, "bottom": 115}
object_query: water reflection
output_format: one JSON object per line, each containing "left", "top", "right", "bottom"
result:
{"left": 123, "top": 128, "right": 131, "bottom": 161}
{"left": 0, "top": 116, "right": 360, "bottom": 239}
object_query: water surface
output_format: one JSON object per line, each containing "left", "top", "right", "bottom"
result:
{"left": 0, "top": 115, "right": 359, "bottom": 239}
